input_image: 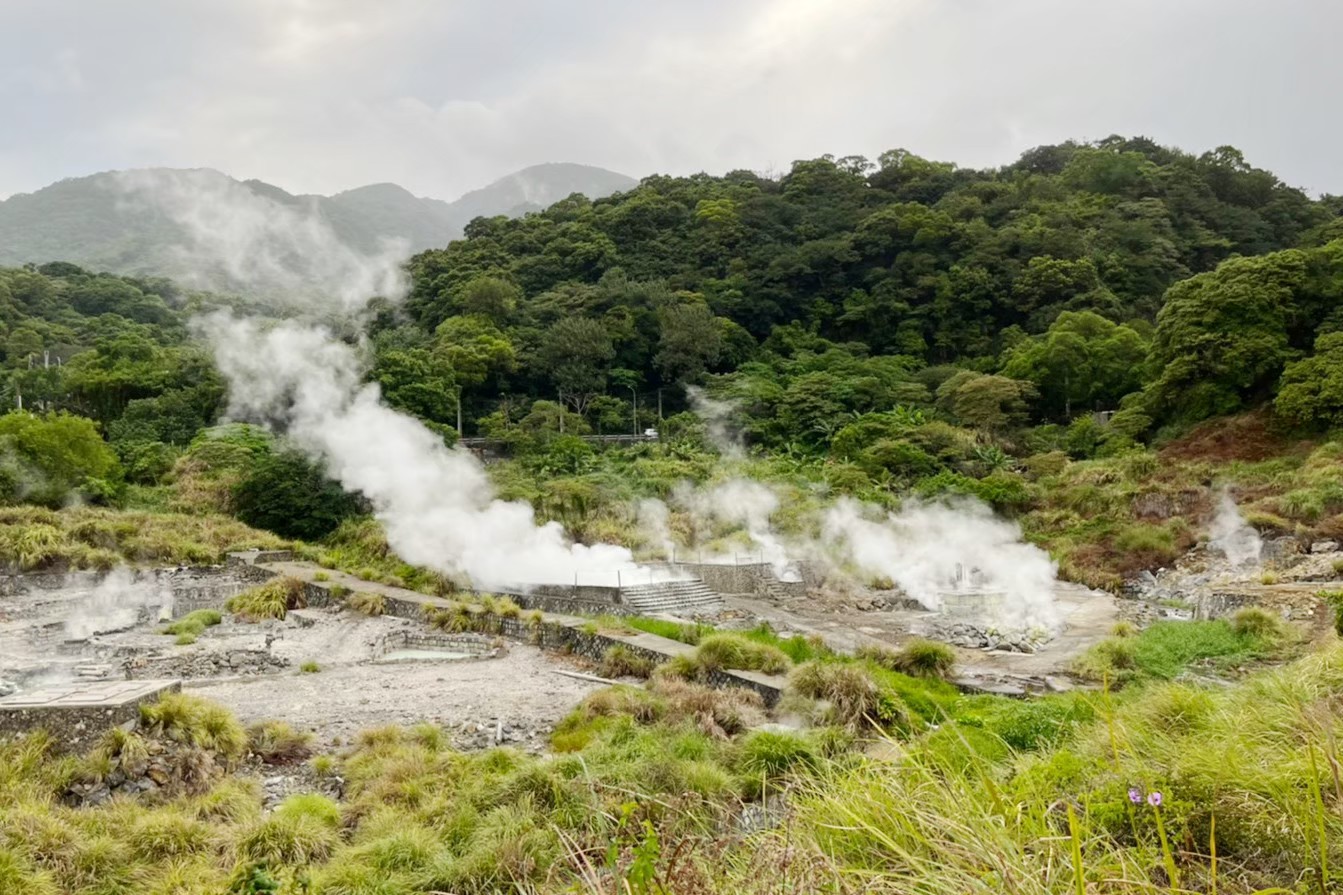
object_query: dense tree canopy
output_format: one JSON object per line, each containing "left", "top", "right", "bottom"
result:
{"left": 394, "top": 136, "right": 1337, "bottom": 449}
{"left": 2, "top": 136, "right": 1342, "bottom": 526}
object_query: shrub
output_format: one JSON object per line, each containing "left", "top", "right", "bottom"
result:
{"left": 1072, "top": 636, "right": 1138, "bottom": 684}
{"left": 693, "top": 634, "right": 791, "bottom": 674}
{"left": 226, "top": 577, "right": 307, "bottom": 622}
{"left": 0, "top": 411, "right": 121, "bottom": 507}
{"left": 789, "top": 661, "right": 889, "bottom": 729}
{"left": 1230, "top": 606, "right": 1286, "bottom": 641}
{"left": 737, "top": 729, "right": 818, "bottom": 780}
{"left": 598, "top": 645, "right": 656, "bottom": 679}
{"left": 139, "top": 694, "right": 247, "bottom": 761}
{"left": 1320, "top": 589, "right": 1343, "bottom": 636}
{"left": 650, "top": 676, "right": 766, "bottom": 735}
{"left": 237, "top": 794, "right": 342, "bottom": 865}
{"left": 863, "top": 638, "right": 957, "bottom": 680}
{"left": 232, "top": 448, "right": 364, "bottom": 540}
{"left": 347, "top": 591, "right": 386, "bottom": 616}
{"left": 300, "top": 661, "right": 321, "bottom": 674}
{"left": 247, "top": 721, "right": 315, "bottom": 764}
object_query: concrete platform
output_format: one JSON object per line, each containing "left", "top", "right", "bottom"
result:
{"left": 0, "top": 678, "right": 181, "bottom": 752}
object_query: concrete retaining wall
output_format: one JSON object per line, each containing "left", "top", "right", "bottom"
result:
{"left": 0, "top": 681, "right": 181, "bottom": 752}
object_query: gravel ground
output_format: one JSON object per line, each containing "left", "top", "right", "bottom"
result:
{"left": 184, "top": 643, "right": 602, "bottom": 746}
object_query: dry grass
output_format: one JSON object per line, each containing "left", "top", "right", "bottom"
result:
{"left": 0, "top": 506, "right": 286, "bottom": 571}
{"left": 246, "top": 721, "right": 315, "bottom": 765}
{"left": 226, "top": 577, "right": 307, "bottom": 622}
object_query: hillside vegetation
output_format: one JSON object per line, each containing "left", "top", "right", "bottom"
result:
{"left": 0, "top": 625, "right": 1336, "bottom": 894}
{"left": 0, "top": 136, "right": 1341, "bottom": 587}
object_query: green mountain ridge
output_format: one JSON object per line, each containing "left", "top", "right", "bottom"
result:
{"left": 0, "top": 162, "right": 637, "bottom": 286}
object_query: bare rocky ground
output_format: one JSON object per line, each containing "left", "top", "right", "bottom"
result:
{"left": 722, "top": 580, "right": 1120, "bottom": 693}
{"left": 186, "top": 643, "right": 602, "bottom": 748}
{"left": 3, "top": 581, "right": 607, "bottom": 751}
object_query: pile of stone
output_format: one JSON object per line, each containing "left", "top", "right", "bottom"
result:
{"left": 452, "top": 717, "right": 552, "bottom": 752}
{"left": 64, "top": 732, "right": 230, "bottom": 807}
{"left": 120, "top": 648, "right": 289, "bottom": 679}
{"left": 927, "top": 622, "right": 1052, "bottom": 653}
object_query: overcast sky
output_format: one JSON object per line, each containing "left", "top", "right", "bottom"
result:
{"left": 1, "top": 0, "right": 1339, "bottom": 201}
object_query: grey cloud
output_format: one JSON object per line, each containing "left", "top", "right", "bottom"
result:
{"left": 1, "top": 0, "right": 1339, "bottom": 199}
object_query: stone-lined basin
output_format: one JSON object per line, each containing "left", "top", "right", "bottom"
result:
{"left": 372, "top": 631, "right": 502, "bottom": 664}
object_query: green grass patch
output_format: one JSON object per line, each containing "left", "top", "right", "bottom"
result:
{"left": 226, "top": 577, "right": 307, "bottom": 622}
{"left": 1074, "top": 619, "right": 1280, "bottom": 684}
{"left": 159, "top": 609, "right": 222, "bottom": 640}
{"left": 623, "top": 615, "right": 713, "bottom": 644}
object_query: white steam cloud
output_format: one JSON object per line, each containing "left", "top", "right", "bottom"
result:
{"left": 822, "top": 497, "right": 1060, "bottom": 630}
{"left": 673, "top": 479, "right": 795, "bottom": 576}
{"left": 64, "top": 568, "right": 172, "bottom": 641}
{"left": 113, "top": 169, "right": 407, "bottom": 312}
{"left": 201, "top": 314, "right": 641, "bottom": 589}
{"left": 1209, "top": 489, "right": 1263, "bottom": 568}
{"left": 685, "top": 385, "right": 745, "bottom": 459}
{"left": 636, "top": 498, "right": 676, "bottom": 561}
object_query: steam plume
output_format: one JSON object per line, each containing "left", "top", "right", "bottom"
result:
{"left": 822, "top": 497, "right": 1060, "bottom": 629}
{"left": 64, "top": 568, "right": 172, "bottom": 641}
{"left": 113, "top": 169, "right": 407, "bottom": 311}
{"left": 201, "top": 314, "right": 640, "bottom": 588}
{"left": 1208, "top": 489, "right": 1263, "bottom": 568}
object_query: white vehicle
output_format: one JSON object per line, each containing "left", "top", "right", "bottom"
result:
{"left": 643, "top": 428, "right": 659, "bottom": 438}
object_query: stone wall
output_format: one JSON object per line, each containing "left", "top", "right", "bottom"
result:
{"left": 1195, "top": 588, "right": 1332, "bottom": 626}
{"left": 242, "top": 558, "right": 785, "bottom": 706}
{"left": 119, "top": 648, "right": 289, "bottom": 679}
{"left": 664, "top": 560, "right": 818, "bottom": 599}
{"left": 671, "top": 562, "right": 771, "bottom": 595}
{"left": 374, "top": 630, "right": 501, "bottom": 661}
{"left": 494, "top": 617, "right": 783, "bottom": 706}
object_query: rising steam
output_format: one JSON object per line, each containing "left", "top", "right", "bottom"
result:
{"left": 1208, "top": 489, "right": 1263, "bottom": 568}
{"left": 201, "top": 314, "right": 640, "bottom": 588}
{"left": 64, "top": 567, "right": 172, "bottom": 641}
{"left": 822, "top": 497, "right": 1060, "bottom": 629}
{"left": 113, "top": 168, "right": 407, "bottom": 311}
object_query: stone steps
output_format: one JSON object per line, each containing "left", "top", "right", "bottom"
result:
{"left": 620, "top": 580, "right": 724, "bottom": 616}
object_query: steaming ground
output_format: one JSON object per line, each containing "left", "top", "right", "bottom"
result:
{"left": 124, "top": 174, "right": 1068, "bottom": 622}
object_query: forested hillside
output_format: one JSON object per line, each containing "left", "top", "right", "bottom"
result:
{"left": 391, "top": 137, "right": 1342, "bottom": 441}
{"left": 3, "top": 136, "right": 1343, "bottom": 588}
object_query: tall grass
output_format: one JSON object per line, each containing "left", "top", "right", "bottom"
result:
{"left": 3, "top": 645, "right": 1342, "bottom": 894}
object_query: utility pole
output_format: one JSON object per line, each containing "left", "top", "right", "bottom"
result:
{"left": 628, "top": 385, "right": 638, "bottom": 435}
{"left": 455, "top": 386, "right": 463, "bottom": 437}
{"left": 657, "top": 388, "right": 663, "bottom": 421}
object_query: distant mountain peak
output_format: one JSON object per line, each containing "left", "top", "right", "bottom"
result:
{"left": 0, "top": 162, "right": 638, "bottom": 286}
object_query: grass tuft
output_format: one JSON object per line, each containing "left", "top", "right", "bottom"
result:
{"left": 226, "top": 576, "right": 307, "bottom": 621}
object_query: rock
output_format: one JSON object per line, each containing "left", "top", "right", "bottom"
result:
{"left": 1311, "top": 540, "right": 1339, "bottom": 554}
